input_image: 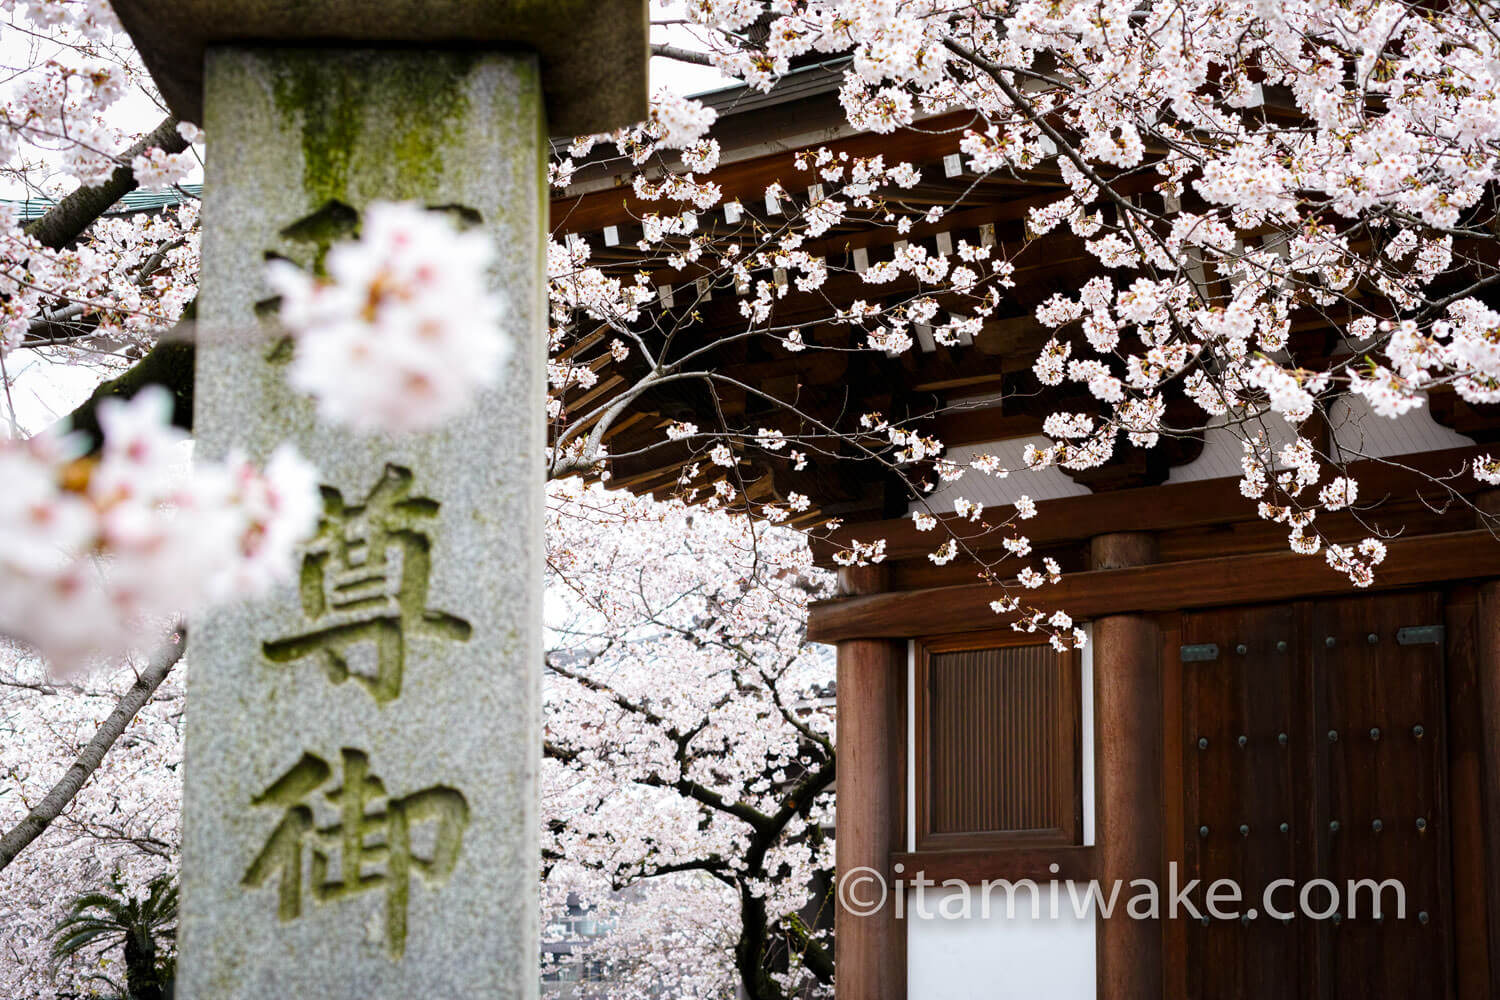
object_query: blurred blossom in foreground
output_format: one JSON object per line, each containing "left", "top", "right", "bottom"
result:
{"left": 0, "top": 387, "right": 320, "bottom": 671}
{"left": 267, "top": 201, "right": 509, "bottom": 434}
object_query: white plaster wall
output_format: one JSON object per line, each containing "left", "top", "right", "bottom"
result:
{"left": 1327, "top": 393, "right": 1473, "bottom": 458}
{"left": 1165, "top": 399, "right": 1473, "bottom": 484}
{"left": 911, "top": 435, "right": 1090, "bottom": 515}
{"left": 915, "top": 397, "right": 1476, "bottom": 503}
{"left": 906, "top": 888, "right": 1097, "bottom": 1000}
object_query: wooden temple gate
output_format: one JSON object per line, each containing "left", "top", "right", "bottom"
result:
{"left": 806, "top": 556, "right": 1500, "bottom": 1000}
{"left": 550, "top": 59, "right": 1500, "bottom": 1000}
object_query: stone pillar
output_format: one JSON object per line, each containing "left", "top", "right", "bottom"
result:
{"left": 105, "top": 7, "right": 646, "bottom": 999}
{"left": 834, "top": 565, "right": 905, "bottom": 1000}
{"left": 181, "top": 49, "right": 544, "bottom": 999}
{"left": 1090, "top": 532, "right": 1164, "bottom": 1000}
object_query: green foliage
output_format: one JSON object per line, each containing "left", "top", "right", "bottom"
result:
{"left": 49, "top": 873, "right": 178, "bottom": 1000}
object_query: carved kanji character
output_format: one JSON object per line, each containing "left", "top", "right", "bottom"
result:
{"left": 242, "top": 748, "right": 469, "bottom": 958}
{"left": 263, "top": 465, "right": 470, "bottom": 704}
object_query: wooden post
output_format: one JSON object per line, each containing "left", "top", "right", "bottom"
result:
{"left": 835, "top": 564, "right": 905, "bottom": 1000}
{"left": 1474, "top": 492, "right": 1500, "bottom": 997}
{"left": 1445, "top": 586, "right": 1492, "bottom": 999}
{"left": 1091, "top": 532, "right": 1164, "bottom": 1000}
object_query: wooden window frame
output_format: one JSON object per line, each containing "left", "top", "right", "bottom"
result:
{"left": 914, "top": 629, "right": 1084, "bottom": 853}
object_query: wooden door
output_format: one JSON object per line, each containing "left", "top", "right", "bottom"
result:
{"left": 1182, "top": 602, "right": 1310, "bottom": 1000}
{"left": 1309, "top": 592, "right": 1452, "bottom": 998}
{"left": 1179, "top": 591, "right": 1452, "bottom": 1000}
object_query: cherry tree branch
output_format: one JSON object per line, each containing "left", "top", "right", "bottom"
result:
{"left": 651, "top": 43, "right": 718, "bottom": 68}
{"left": 733, "top": 752, "right": 838, "bottom": 997}
{"left": 943, "top": 38, "right": 1165, "bottom": 269}
{"left": 54, "top": 335, "right": 194, "bottom": 450}
{"left": 23, "top": 116, "right": 188, "bottom": 251}
{"left": 0, "top": 629, "right": 185, "bottom": 874}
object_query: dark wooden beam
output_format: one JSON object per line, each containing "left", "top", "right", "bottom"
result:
{"left": 811, "top": 446, "right": 1487, "bottom": 567}
{"left": 806, "top": 528, "right": 1500, "bottom": 643}
{"left": 929, "top": 406, "right": 1044, "bottom": 448}
{"left": 552, "top": 110, "right": 987, "bottom": 235}
{"left": 1444, "top": 586, "right": 1493, "bottom": 1000}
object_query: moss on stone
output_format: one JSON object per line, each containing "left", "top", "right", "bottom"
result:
{"left": 269, "top": 52, "right": 480, "bottom": 206}
{"left": 271, "top": 61, "right": 359, "bottom": 205}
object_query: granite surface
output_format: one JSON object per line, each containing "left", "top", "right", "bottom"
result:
{"left": 178, "top": 48, "right": 544, "bottom": 999}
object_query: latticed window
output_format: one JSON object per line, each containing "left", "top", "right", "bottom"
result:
{"left": 916, "top": 635, "right": 1083, "bottom": 851}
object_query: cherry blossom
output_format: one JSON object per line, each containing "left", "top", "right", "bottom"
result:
{"left": 130, "top": 144, "right": 195, "bottom": 191}
{"left": 604, "top": 0, "right": 1500, "bottom": 593}
{"left": 0, "top": 201, "right": 200, "bottom": 354}
{"left": 4, "top": 483, "right": 838, "bottom": 1000}
{"left": 0, "top": 387, "right": 319, "bottom": 670}
{"left": 5, "top": 1, "right": 1500, "bottom": 992}
{"left": 0, "top": 642, "right": 184, "bottom": 1000}
{"left": 542, "top": 480, "right": 835, "bottom": 999}
{"left": 267, "top": 201, "right": 509, "bottom": 433}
